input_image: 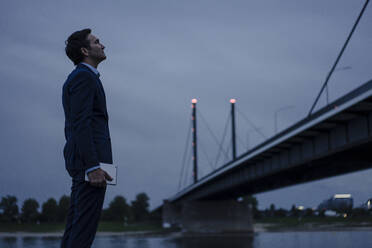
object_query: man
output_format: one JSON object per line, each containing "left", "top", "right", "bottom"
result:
{"left": 61, "top": 29, "right": 113, "bottom": 248}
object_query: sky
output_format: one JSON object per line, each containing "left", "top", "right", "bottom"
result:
{"left": 0, "top": 0, "right": 371, "bottom": 211}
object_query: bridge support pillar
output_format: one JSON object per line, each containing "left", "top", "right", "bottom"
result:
{"left": 163, "top": 199, "right": 253, "bottom": 233}
{"left": 181, "top": 200, "right": 253, "bottom": 233}
{"left": 162, "top": 200, "right": 182, "bottom": 228}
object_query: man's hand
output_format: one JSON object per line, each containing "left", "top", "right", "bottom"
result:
{"left": 87, "top": 168, "right": 113, "bottom": 187}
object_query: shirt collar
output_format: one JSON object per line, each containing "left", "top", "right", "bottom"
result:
{"left": 80, "top": 63, "right": 99, "bottom": 76}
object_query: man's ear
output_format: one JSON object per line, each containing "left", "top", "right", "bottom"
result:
{"left": 81, "top": 47, "right": 89, "bottom": 57}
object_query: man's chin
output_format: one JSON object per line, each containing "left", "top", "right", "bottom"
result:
{"left": 94, "top": 55, "right": 106, "bottom": 64}
{"left": 97, "top": 55, "right": 106, "bottom": 63}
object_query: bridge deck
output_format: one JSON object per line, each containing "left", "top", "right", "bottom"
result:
{"left": 170, "top": 79, "right": 372, "bottom": 203}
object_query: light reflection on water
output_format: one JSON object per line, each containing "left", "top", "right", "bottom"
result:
{"left": 2, "top": 231, "right": 372, "bottom": 248}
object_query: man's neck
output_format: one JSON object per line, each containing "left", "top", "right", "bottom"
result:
{"left": 81, "top": 59, "right": 98, "bottom": 69}
{"left": 81, "top": 62, "right": 99, "bottom": 76}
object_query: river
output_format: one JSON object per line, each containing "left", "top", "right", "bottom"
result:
{"left": 1, "top": 231, "right": 372, "bottom": 248}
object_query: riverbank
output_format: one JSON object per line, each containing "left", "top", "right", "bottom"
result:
{"left": 0, "top": 221, "right": 165, "bottom": 235}
{"left": 254, "top": 223, "right": 372, "bottom": 232}
{"left": 255, "top": 216, "right": 372, "bottom": 232}
{"left": 2, "top": 225, "right": 372, "bottom": 238}
{"left": 0, "top": 230, "right": 169, "bottom": 238}
{"left": 2, "top": 217, "right": 372, "bottom": 237}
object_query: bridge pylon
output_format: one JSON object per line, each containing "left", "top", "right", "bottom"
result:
{"left": 191, "top": 99, "right": 198, "bottom": 183}
{"left": 230, "top": 99, "right": 237, "bottom": 160}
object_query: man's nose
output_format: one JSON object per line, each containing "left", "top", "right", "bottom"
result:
{"left": 101, "top": 44, "right": 105, "bottom": 50}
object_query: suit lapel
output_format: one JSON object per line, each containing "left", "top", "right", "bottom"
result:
{"left": 76, "top": 64, "right": 109, "bottom": 120}
{"left": 96, "top": 78, "right": 106, "bottom": 99}
{"left": 96, "top": 77, "right": 109, "bottom": 119}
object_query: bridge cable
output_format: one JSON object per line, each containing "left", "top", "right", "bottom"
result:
{"left": 237, "top": 136, "right": 246, "bottom": 153}
{"left": 224, "top": 142, "right": 232, "bottom": 164}
{"left": 236, "top": 107, "right": 267, "bottom": 140}
{"left": 214, "top": 113, "right": 231, "bottom": 168}
{"left": 178, "top": 119, "right": 192, "bottom": 191}
{"left": 308, "top": 0, "right": 370, "bottom": 116}
{"left": 198, "top": 110, "right": 230, "bottom": 161}
{"left": 199, "top": 140, "right": 216, "bottom": 170}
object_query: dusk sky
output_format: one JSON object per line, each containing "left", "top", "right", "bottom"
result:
{"left": 1, "top": 0, "right": 371, "bottom": 210}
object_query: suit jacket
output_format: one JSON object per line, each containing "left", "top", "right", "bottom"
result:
{"left": 62, "top": 63, "right": 113, "bottom": 171}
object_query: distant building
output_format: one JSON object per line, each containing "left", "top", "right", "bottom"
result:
{"left": 324, "top": 210, "right": 338, "bottom": 217}
{"left": 317, "top": 194, "right": 353, "bottom": 213}
{"left": 362, "top": 198, "right": 372, "bottom": 210}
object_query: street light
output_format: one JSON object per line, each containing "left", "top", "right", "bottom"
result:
{"left": 274, "top": 105, "right": 295, "bottom": 134}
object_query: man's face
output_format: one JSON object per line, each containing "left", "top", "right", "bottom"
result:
{"left": 85, "top": 34, "right": 106, "bottom": 62}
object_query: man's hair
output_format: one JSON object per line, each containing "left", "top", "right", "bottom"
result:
{"left": 65, "top": 29, "right": 91, "bottom": 65}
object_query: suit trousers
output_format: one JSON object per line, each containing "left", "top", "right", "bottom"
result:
{"left": 61, "top": 169, "right": 106, "bottom": 248}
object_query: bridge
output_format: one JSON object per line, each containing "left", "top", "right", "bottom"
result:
{"left": 162, "top": 79, "right": 372, "bottom": 232}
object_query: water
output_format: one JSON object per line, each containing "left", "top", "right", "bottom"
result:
{"left": 2, "top": 231, "right": 372, "bottom": 248}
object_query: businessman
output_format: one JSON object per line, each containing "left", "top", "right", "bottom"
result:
{"left": 61, "top": 29, "right": 113, "bottom": 248}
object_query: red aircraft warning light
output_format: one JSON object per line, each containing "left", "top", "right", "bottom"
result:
{"left": 230, "top": 99, "right": 236, "bottom": 104}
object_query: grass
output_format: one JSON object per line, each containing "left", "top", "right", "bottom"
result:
{"left": 255, "top": 216, "right": 372, "bottom": 231}
{"left": 3, "top": 217, "right": 372, "bottom": 233}
{"left": 0, "top": 221, "right": 164, "bottom": 233}
{"left": 0, "top": 223, "right": 66, "bottom": 233}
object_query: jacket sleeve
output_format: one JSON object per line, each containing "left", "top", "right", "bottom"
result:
{"left": 69, "top": 71, "right": 99, "bottom": 169}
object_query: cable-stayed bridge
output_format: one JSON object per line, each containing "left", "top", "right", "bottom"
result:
{"left": 162, "top": 79, "right": 372, "bottom": 232}
{"left": 160, "top": 1, "right": 370, "bottom": 232}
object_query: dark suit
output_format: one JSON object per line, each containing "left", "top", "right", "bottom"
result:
{"left": 61, "top": 63, "right": 112, "bottom": 248}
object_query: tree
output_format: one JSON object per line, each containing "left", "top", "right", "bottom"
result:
{"left": 269, "top": 203, "right": 276, "bottom": 217}
{"left": 275, "top": 208, "right": 288, "bottom": 217}
{"left": 304, "top": 208, "right": 314, "bottom": 217}
{"left": 290, "top": 204, "right": 299, "bottom": 217}
{"left": 131, "top": 193, "right": 150, "bottom": 222}
{"left": 21, "top": 198, "right": 39, "bottom": 223}
{"left": 41, "top": 198, "right": 58, "bottom": 222}
{"left": 352, "top": 207, "right": 369, "bottom": 217}
{"left": 244, "top": 195, "right": 260, "bottom": 218}
{"left": 58, "top": 195, "right": 70, "bottom": 222}
{"left": 148, "top": 207, "right": 162, "bottom": 222}
{"left": 318, "top": 209, "right": 326, "bottom": 217}
{"left": 0, "top": 195, "right": 19, "bottom": 222}
{"left": 104, "top": 195, "right": 131, "bottom": 222}
{"left": 244, "top": 195, "right": 258, "bottom": 209}
{"left": 270, "top": 203, "right": 275, "bottom": 212}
